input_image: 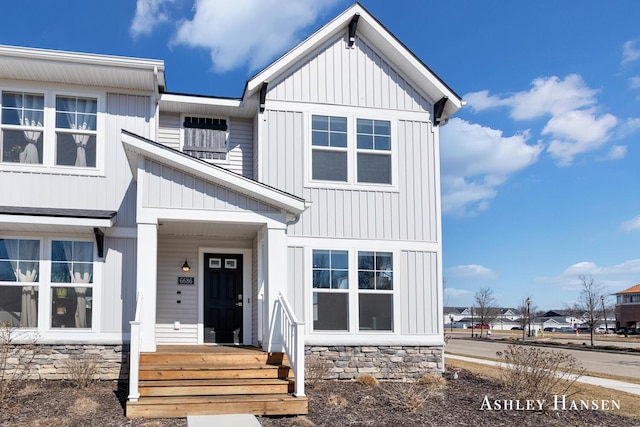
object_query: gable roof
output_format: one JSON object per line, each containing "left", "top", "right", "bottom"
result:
{"left": 616, "top": 284, "right": 640, "bottom": 295}
{"left": 121, "top": 130, "right": 307, "bottom": 215}
{"left": 244, "top": 2, "right": 462, "bottom": 122}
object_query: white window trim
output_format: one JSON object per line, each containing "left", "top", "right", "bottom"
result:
{"left": 307, "top": 245, "right": 399, "bottom": 337}
{"left": 0, "top": 235, "right": 101, "bottom": 334}
{"left": 0, "top": 83, "right": 106, "bottom": 176}
{"left": 179, "top": 113, "right": 231, "bottom": 165}
{"left": 303, "top": 108, "right": 400, "bottom": 192}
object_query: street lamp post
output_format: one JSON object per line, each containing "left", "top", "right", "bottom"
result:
{"left": 449, "top": 315, "right": 454, "bottom": 332}
{"left": 470, "top": 307, "right": 474, "bottom": 338}
{"left": 526, "top": 297, "right": 531, "bottom": 338}
{"left": 601, "top": 295, "right": 608, "bottom": 334}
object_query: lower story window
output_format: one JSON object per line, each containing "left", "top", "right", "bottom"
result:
{"left": 312, "top": 250, "right": 348, "bottom": 331}
{"left": 0, "top": 237, "right": 95, "bottom": 330}
{"left": 358, "top": 251, "right": 393, "bottom": 331}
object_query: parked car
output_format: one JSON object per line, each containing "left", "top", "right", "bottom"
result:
{"left": 511, "top": 326, "right": 523, "bottom": 330}
{"left": 543, "top": 327, "right": 558, "bottom": 332}
{"left": 558, "top": 327, "right": 575, "bottom": 333}
{"left": 473, "top": 324, "right": 490, "bottom": 329}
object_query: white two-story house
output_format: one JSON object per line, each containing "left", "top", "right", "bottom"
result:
{"left": 0, "top": 3, "right": 461, "bottom": 418}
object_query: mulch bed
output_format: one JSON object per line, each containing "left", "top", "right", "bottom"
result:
{"left": 1, "top": 369, "right": 637, "bottom": 426}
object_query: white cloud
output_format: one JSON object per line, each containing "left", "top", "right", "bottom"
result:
{"left": 601, "top": 145, "right": 627, "bottom": 161}
{"left": 622, "top": 215, "right": 640, "bottom": 232}
{"left": 443, "top": 287, "right": 473, "bottom": 298}
{"left": 130, "top": 0, "right": 178, "bottom": 38}
{"left": 630, "top": 76, "right": 640, "bottom": 89}
{"left": 171, "top": 0, "right": 339, "bottom": 72}
{"left": 448, "top": 264, "right": 494, "bottom": 278}
{"left": 622, "top": 40, "right": 640, "bottom": 65}
{"left": 465, "top": 75, "right": 619, "bottom": 166}
{"left": 544, "top": 109, "right": 618, "bottom": 166}
{"left": 537, "top": 259, "right": 640, "bottom": 293}
{"left": 440, "top": 118, "right": 543, "bottom": 216}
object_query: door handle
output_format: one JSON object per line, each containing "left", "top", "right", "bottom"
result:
{"left": 236, "top": 302, "right": 243, "bottom": 307}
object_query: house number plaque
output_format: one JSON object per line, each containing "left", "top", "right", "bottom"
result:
{"left": 178, "top": 277, "right": 195, "bottom": 285}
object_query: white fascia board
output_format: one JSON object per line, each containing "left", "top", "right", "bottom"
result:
{"left": 0, "top": 44, "right": 165, "bottom": 90}
{"left": 160, "top": 93, "right": 243, "bottom": 108}
{"left": 0, "top": 214, "right": 114, "bottom": 228}
{"left": 121, "top": 131, "right": 306, "bottom": 215}
{"left": 244, "top": 4, "right": 461, "bottom": 118}
{"left": 246, "top": 3, "right": 364, "bottom": 96}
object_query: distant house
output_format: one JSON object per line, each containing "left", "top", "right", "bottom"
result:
{"left": 0, "top": 3, "right": 462, "bottom": 418}
{"left": 615, "top": 284, "right": 640, "bottom": 328}
{"left": 443, "top": 306, "right": 521, "bottom": 330}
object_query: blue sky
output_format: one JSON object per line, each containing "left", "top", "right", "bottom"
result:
{"left": 3, "top": 1, "right": 639, "bottom": 310}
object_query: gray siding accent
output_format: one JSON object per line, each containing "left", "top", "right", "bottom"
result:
{"left": 158, "top": 112, "right": 181, "bottom": 150}
{"left": 0, "top": 93, "right": 149, "bottom": 229}
{"left": 142, "top": 159, "right": 279, "bottom": 212}
{"left": 102, "top": 236, "right": 137, "bottom": 333}
{"left": 269, "top": 35, "right": 431, "bottom": 112}
{"left": 399, "top": 250, "right": 438, "bottom": 335}
{"left": 287, "top": 246, "right": 306, "bottom": 320}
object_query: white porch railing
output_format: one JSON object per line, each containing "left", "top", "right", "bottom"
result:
{"left": 128, "top": 292, "right": 143, "bottom": 402}
{"left": 277, "top": 292, "right": 305, "bottom": 397}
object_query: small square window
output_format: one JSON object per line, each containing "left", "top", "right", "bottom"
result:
{"left": 209, "top": 258, "right": 221, "bottom": 268}
{"left": 225, "top": 259, "right": 237, "bottom": 269}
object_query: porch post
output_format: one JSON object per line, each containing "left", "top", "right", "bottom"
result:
{"left": 137, "top": 221, "right": 158, "bottom": 352}
{"left": 263, "top": 224, "right": 288, "bottom": 352}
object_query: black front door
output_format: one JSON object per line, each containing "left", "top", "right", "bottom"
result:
{"left": 204, "top": 253, "right": 243, "bottom": 343}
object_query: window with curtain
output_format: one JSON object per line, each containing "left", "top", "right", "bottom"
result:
{"left": 183, "top": 116, "right": 228, "bottom": 160}
{"left": 51, "top": 240, "right": 93, "bottom": 328}
{"left": 1, "top": 92, "right": 44, "bottom": 164}
{"left": 55, "top": 96, "right": 97, "bottom": 167}
{"left": 0, "top": 238, "right": 40, "bottom": 327}
{"left": 312, "top": 249, "right": 349, "bottom": 331}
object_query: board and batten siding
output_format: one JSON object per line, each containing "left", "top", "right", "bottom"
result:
{"left": 156, "top": 235, "right": 253, "bottom": 344}
{"left": 287, "top": 246, "right": 306, "bottom": 320}
{"left": 399, "top": 250, "right": 439, "bottom": 335}
{"left": 101, "top": 236, "right": 137, "bottom": 334}
{"left": 157, "top": 114, "right": 254, "bottom": 178}
{"left": 141, "top": 159, "right": 279, "bottom": 213}
{"left": 0, "top": 93, "right": 149, "bottom": 229}
{"left": 269, "top": 34, "right": 431, "bottom": 112}
{"left": 261, "top": 111, "right": 437, "bottom": 242}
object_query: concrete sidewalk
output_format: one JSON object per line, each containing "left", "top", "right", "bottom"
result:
{"left": 446, "top": 353, "right": 640, "bottom": 396}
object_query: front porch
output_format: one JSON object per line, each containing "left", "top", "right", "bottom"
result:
{"left": 126, "top": 345, "right": 308, "bottom": 418}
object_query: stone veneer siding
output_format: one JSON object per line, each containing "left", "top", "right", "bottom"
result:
{"left": 6, "top": 344, "right": 127, "bottom": 380}
{"left": 305, "top": 345, "right": 443, "bottom": 380}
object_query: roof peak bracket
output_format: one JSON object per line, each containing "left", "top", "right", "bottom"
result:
{"left": 93, "top": 227, "right": 105, "bottom": 258}
{"left": 348, "top": 13, "right": 360, "bottom": 47}
{"left": 259, "top": 81, "right": 268, "bottom": 113}
{"left": 433, "top": 97, "right": 448, "bottom": 126}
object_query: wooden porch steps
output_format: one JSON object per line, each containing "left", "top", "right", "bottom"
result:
{"left": 127, "top": 346, "right": 307, "bottom": 419}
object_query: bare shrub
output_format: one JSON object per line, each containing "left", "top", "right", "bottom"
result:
{"left": 0, "top": 322, "right": 40, "bottom": 405}
{"left": 417, "top": 374, "right": 446, "bottom": 387}
{"left": 496, "top": 344, "right": 585, "bottom": 401}
{"left": 328, "top": 393, "right": 349, "bottom": 407}
{"left": 69, "top": 396, "right": 100, "bottom": 415}
{"left": 65, "top": 354, "right": 100, "bottom": 389}
{"left": 356, "top": 374, "right": 379, "bottom": 387}
{"left": 304, "top": 356, "right": 331, "bottom": 388}
{"left": 377, "top": 363, "right": 443, "bottom": 413}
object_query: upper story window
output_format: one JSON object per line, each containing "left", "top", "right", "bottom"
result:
{"left": 183, "top": 116, "right": 228, "bottom": 161}
{"left": 55, "top": 96, "right": 97, "bottom": 167}
{"left": 311, "top": 115, "right": 347, "bottom": 182}
{"left": 1, "top": 92, "right": 45, "bottom": 164}
{"left": 356, "top": 119, "right": 391, "bottom": 184}
{"left": 1, "top": 89, "right": 100, "bottom": 171}
{"left": 310, "top": 114, "right": 393, "bottom": 187}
